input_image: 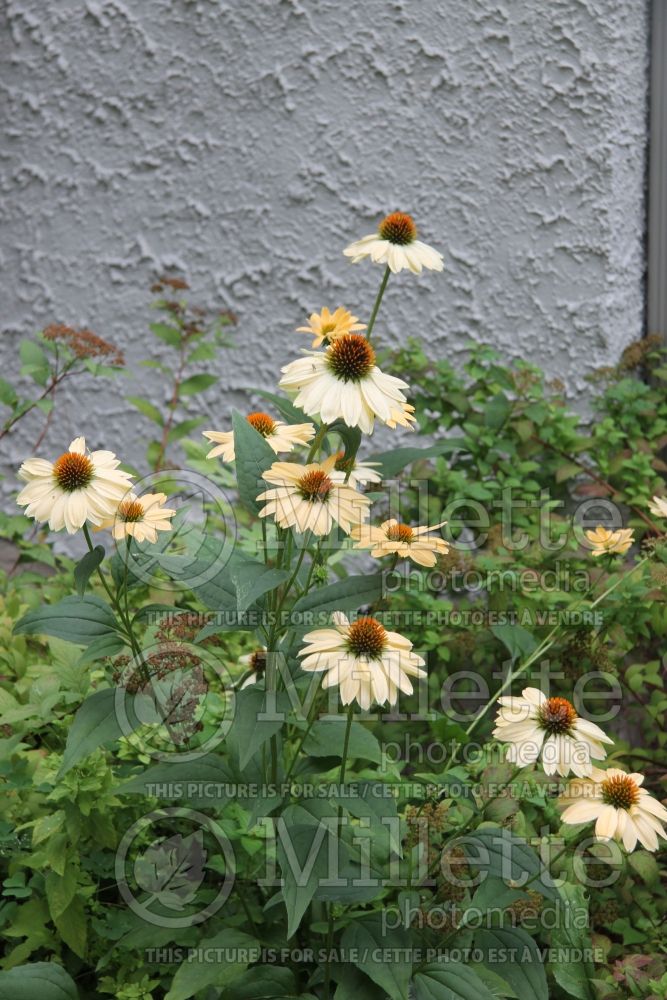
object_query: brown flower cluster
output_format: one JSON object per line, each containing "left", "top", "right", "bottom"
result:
{"left": 43, "top": 324, "right": 124, "bottom": 366}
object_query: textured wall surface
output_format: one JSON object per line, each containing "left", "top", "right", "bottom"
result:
{"left": 0, "top": 0, "right": 649, "bottom": 489}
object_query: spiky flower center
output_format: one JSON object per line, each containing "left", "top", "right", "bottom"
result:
{"left": 537, "top": 697, "right": 577, "bottom": 735}
{"left": 327, "top": 334, "right": 375, "bottom": 383}
{"left": 378, "top": 211, "right": 417, "bottom": 245}
{"left": 53, "top": 451, "right": 94, "bottom": 492}
{"left": 247, "top": 412, "right": 276, "bottom": 437}
{"left": 601, "top": 774, "right": 640, "bottom": 811}
{"left": 249, "top": 650, "right": 267, "bottom": 674}
{"left": 118, "top": 499, "right": 145, "bottom": 523}
{"left": 297, "top": 469, "right": 333, "bottom": 503}
{"left": 347, "top": 616, "right": 387, "bottom": 659}
{"left": 386, "top": 523, "right": 414, "bottom": 543}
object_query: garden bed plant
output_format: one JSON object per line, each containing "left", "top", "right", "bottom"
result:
{"left": 0, "top": 212, "right": 666, "bottom": 1000}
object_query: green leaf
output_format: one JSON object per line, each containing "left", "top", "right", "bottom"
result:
{"left": 475, "top": 927, "right": 547, "bottom": 999}
{"left": 303, "top": 719, "right": 381, "bottom": 764}
{"left": 249, "top": 388, "right": 309, "bottom": 425}
{"left": 279, "top": 822, "right": 336, "bottom": 937}
{"left": 54, "top": 896, "right": 86, "bottom": 958}
{"left": 291, "top": 574, "right": 384, "bottom": 620}
{"left": 0, "top": 962, "right": 79, "bottom": 1000}
{"left": 335, "top": 781, "right": 400, "bottom": 853}
{"left": 179, "top": 373, "right": 218, "bottom": 396}
{"left": 491, "top": 622, "right": 538, "bottom": 663}
{"left": 549, "top": 882, "right": 595, "bottom": 1000}
{"left": 230, "top": 561, "right": 288, "bottom": 613}
{"left": 118, "top": 755, "right": 235, "bottom": 807}
{"left": 484, "top": 392, "right": 511, "bottom": 429}
{"left": 228, "top": 687, "right": 287, "bottom": 770}
{"left": 413, "top": 962, "right": 497, "bottom": 1000}
{"left": 127, "top": 396, "right": 164, "bottom": 425}
{"left": 150, "top": 322, "right": 182, "bottom": 347}
{"left": 167, "top": 416, "right": 205, "bottom": 443}
{"left": 13, "top": 595, "right": 120, "bottom": 646}
{"left": 165, "top": 929, "right": 259, "bottom": 1000}
{"left": 341, "top": 915, "right": 411, "bottom": 1000}
{"left": 45, "top": 868, "right": 77, "bottom": 921}
{"left": 73, "top": 545, "right": 105, "bottom": 597}
{"left": 76, "top": 632, "right": 126, "bottom": 665}
{"left": 456, "top": 826, "right": 557, "bottom": 900}
{"left": 222, "top": 966, "right": 297, "bottom": 999}
{"left": 368, "top": 439, "right": 464, "bottom": 479}
{"left": 59, "top": 688, "right": 136, "bottom": 775}
{"left": 232, "top": 409, "right": 277, "bottom": 514}
{"left": 628, "top": 850, "right": 660, "bottom": 885}
{"left": 0, "top": 377, "right": 18, "bottom": 407}
{"left": 20, "top": 339, "right": 49, "bottom": 385}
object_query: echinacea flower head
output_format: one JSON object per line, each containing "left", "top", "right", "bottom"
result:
{"left": 648, "top": 495, "right": 667, "bottom": 519}
{"left": 298, "top": 611, "right": 426, "bottom": 710}
{"left": 296, "top": 307, "right": 366, "bottom": 349}
{"left": 559, "top": 767, "right": 667, "bottom": 852}
{"left": 16, "top": 436, "right": 133, "bottom": 534}
{"left": 343, "top": 211, "right": 444, "bottom": 274}
{"left": 238, "top": 647, "right": 267, "bottom": 689}
{"left": 330, "top": 452, "right": 382, "bottom": 489}
{"left": 97, "top": 492, "right": 176, "bottom": 544}
{"left": 203, "top": 413, "right": 315, "bottom": 462}
{"left": 279, "top": 334, "right": 414, "bottom": 434}
{"left": 585, "top": 525, "right": 634, "bottom": 557}
{"left": 257, "top": 454, "right": 370, "bottom": 536}
{"left": 492, "top": 687, "right": 613, "bottom": 778}
{"left": 351, "top": 518, "right": 449, "bottom": 568}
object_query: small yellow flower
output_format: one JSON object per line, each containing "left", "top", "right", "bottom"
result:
{"left": 296, "top": 307, "right": 366, "bottom": 349}
{"left": 585, "top": 525, "right": 634, "bottom": 557}
{"left": 351, "top": 518, "right": 449, "bottom": 567}
{"left": 97, "top": 492, "right": 176, "bottom": 543}
{"left": 648, "top": 495, "right": 667, "bottom": 519}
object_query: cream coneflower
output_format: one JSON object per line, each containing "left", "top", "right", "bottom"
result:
{"left": 492, "top": 688, "right": 613, "bottom": 778}
{"left": 97, "top": 492, "right": 176, "bottom": 543}
{"left": 559, "top": 767, "right": 667, "bottom": 853}
{"left": 16, "top": 436, "right": 133, "bottom": 534}
{"left": 257, "top": 455, "right": 370, "bottom": 536}
{"left": 330, "top": 451, "right": 382, "bottom": 489}
{"left": 648, "top": 495, "right": 667, "bottom": 519}
{"left": 279, "top": 334, "right": 413, "bottom": 434}
{"left": 238, "top": 648, "right": 267, "bottom": 690}
{"left": 203, "top": 412, "right": 315, "bottom": 462}
{"left": 296, "top": 307, "right": 366, "bottom": 349}
{"left": 351, "top": 518, "right": 449, "bottom": 568}
{"left": 585, "top": 525, "right": 634, "bottom": 557}
{"left": 343, "top": 211, "right": 444, "bottom": 274}
{"left": 298, "top": 611, "right": 426, "bottom": 711}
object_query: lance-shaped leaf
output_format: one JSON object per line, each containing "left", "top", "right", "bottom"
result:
{"left": 134, "top": 830, "right": 206, "bottom": 911}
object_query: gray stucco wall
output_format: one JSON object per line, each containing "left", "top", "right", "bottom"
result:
{"left": 0, "top": 0, "right": 649, "bottom": 489}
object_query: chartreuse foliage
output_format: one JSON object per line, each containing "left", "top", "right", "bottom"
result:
{"left": 1, "top": 275, "right": 666, "bottom": 1000}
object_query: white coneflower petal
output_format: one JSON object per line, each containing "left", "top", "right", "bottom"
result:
{"left": 559, "top": 767, "right": 667, "bottom": 853}
{"left": 298, "top": 612, "right": 426, "bottom": 711}
{"left": 16, "top": 437, "right": 133, "bottom": 535}
{"left": 351, "top": 518, "right": 449, "bottom": 568}
{"left": 584, "top": 525, "right": 634, "bottom": 556}
{"left": 343, "top": 212, "right": 443, "bottom": 274}
{"left": 257, "top": 455, "right": 370, "bottom": 537}
{"left": 493, "top": 688, "right": 613, "bottom": 778}
{"left": 204, "top": 412, "right": 315, "bottom": 461}
{"left": 296, "top": 307, "right": 366, "bottom": 349}
{"left": 279, "top": 335, "right": 414, "bottom": 434}
{"left": 648, "top": 495, "right": 667, "bottom": 519}
{"left": 97, "top": 492, "right": 176, "bottom": 544}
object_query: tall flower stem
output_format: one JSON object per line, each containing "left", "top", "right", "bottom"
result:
{"left": 365, "top": 265, "right": 391, "bottom": 343}
{"left": 324, "top": 703, "right": 354, "bottom": 999}
{"left": 82, "top": 524, "right": 149, "bottom": 682}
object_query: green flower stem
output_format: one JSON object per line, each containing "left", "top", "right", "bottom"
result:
{"left": 305, "top": 422, "right": 329, "bottom": 464}
{"left": 324, "top": 703, "right": 355, "bottom": 999}
{"left": 82, "top": 523, "right": 149, "bottom": 683}
{"left": 365, "top": 264, "right": 391, "bottom": 344}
